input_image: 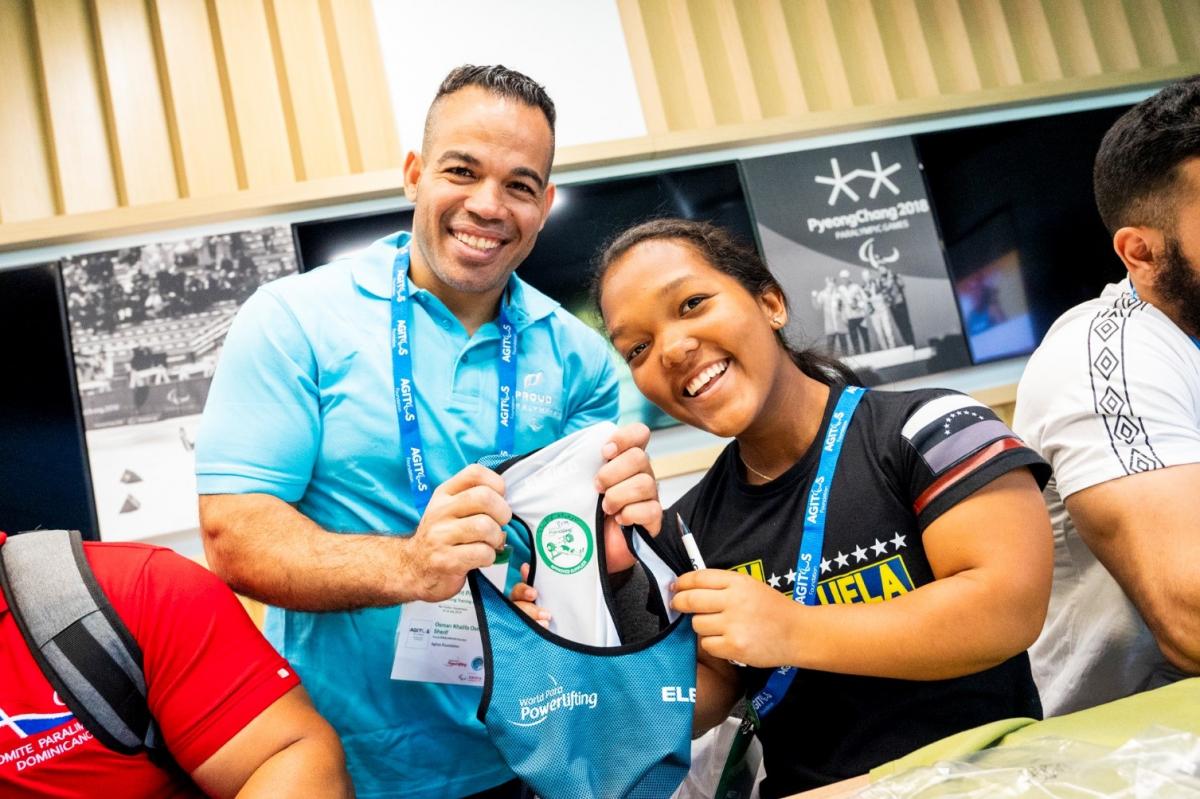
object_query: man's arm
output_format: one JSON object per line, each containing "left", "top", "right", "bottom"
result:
{"left": 1065, "top": 463, "right": 1200, "bottom": 674}
{"left": 200, "top": 464, "right": 511, "bottom": 610}
{"left": 111, "top": 548, "right": 349, "bottom": 796}
{"left": 191, "top": 686, "right": 351, "bottom": 799}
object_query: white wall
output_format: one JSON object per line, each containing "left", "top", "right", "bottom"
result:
{"left": 372, "top": 0, "right": 648, "bottom": 154}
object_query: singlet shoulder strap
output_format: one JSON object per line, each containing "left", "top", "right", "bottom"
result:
{"left": 0, "top": 529, "right": 164, "bottom": 758}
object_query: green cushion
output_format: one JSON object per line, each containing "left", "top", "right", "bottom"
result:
{"left": 869, "top": 677, "right": 1200, "bottom": 781}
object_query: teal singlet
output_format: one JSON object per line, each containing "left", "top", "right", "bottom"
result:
{"left": 469, "top": 423, "right": 696, "bottom": 799}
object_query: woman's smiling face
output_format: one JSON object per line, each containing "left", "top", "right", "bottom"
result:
{"left": 600, "top": 238, "right": 788, "bottom": 438}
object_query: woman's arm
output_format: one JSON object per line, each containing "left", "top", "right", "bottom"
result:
{"left": 694, "top": 647, "right": 741, "bottom": 737}
{"left": 672, "top": 469, "right": 1052, "bottom": 680}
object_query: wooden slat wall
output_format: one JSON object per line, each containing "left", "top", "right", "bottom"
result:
{"left": 0, "top": 0, "right": 398, "bottom": 228}
{"left": 265, "top": 0, "right": 349, "bottom": 181}
{"left": 872, "top": 0, "right": 941, "bottom": 99}
{"left": 1, "top": 0, "right": 1196, "bottom": 249}
{"left": 784, "top": 1, "right": 855, "bottom": 111}
{"left": 30, "top": 0, "right": 119, "bottom": 215}
{"left": 209, "top": 0, "right": 293, "bottom": 190}
{"left": 829, "top": 0, "right": 898, "bottom": 106}
{"left": 1036, "top": 0, "right": 1104, "bottom": 76}
{"left": 148, "top": 0, "right": 238, "bottom": 198}
{"left": 687, "top": 0, "right": 763, "bottom": 125}
{"left": 0, "top": 1, "right": 57, "bottom": 223}
{"left": 733, "top": 0, "right": 808, "bottom": 116}
{"left": 619, "top": 0, "right": 1198, "bottom": 128}
{"left": 321, "top": 0, "right": 402, "bottom": 173}
{"left": 1163, "top": 0, "right": 1200, "bottom": 61}
{"left": 92, "top": 0, "right": 177, "bottom": 206}
{"left": 1001, "top": 0, "right": 1065, "bottom": 82}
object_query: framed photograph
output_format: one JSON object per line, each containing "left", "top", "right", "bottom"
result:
{"left": 61, "top": 226, "right": 298, "bottom": 541}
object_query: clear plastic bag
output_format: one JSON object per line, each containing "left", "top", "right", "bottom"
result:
{"left": 854, "top": 728, "right": 1200, "bottom": 798}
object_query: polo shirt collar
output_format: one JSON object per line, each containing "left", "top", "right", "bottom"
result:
{"left": 350, "top": 230, "right": 560, "bottom": 328}
{"left": 504, "top": 272, "right": 559, "bottom": 327}
{"left": 350, "top": 231, "right": 409, "bottom": 300}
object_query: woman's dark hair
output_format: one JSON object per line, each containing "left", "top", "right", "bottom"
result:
{"left": 593, "top": 218, "right": 858, "bottom": 386}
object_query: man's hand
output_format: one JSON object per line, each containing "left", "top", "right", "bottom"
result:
{"left": 595, "top": 423, "right": 661, "bottom": 573}
{"left": 671, "top": 569, "right": 802, "bottom": 668}
{"left": 400, "top": 464, "right": 512, "bottom": 603}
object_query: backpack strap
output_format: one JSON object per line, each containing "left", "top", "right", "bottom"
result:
{"left": 0, "top": 529, "right": 164, "bottom": 759}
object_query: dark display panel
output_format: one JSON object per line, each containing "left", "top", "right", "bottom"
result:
{"left": 518, "top": 162, "right": 756, "bottom": 308}
{"left": 292, "top": 162, "right": 755, "bottom": 283}
{"left": 294, "top": 208, "right": 414, "bottom": 274}
{"left": 0, "top": 263, "right": 99, "bottom": 538}
{"left": 916, "top": 103, "right": 1132, "bottom": 363}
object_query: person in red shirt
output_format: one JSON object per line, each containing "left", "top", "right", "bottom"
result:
{"left": 0, "top": 531, "right": 351, "bottom": 798}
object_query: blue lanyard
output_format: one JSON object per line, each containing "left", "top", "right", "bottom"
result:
{"left": 1128, "top": 283, "right": 1200, "bottom": 351}
{"left": 750, "top": 385, "right": 866, "bottom": 720}
{"left": 390, "top": 244, "right": 518, "bottom": 513}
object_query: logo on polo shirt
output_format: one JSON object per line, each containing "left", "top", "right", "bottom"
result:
{"left": 0, "top": 692, "right": 92, "bottom": 773}
{"left": 517, "top": 370, "right": 555, "bottom": 407}
{"left": 0, "top": 701, "right": 74, "bottom": 741}
{"left": 535, "top": 512, "right": 594, "bottom": 575}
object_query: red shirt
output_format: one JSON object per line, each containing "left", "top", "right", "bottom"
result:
{"left": 0, "top": 533, "right": 300, "bottom": 797}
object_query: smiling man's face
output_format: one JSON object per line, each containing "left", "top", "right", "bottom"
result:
{"left": 403, "top": 86, "right": 556, "bottom": 307}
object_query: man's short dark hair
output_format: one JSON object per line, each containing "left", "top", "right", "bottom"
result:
{"left": 1094, "top": 76, "right": 1200, "bottom": 234}
{"left": 423, "top": 64, "right": 556, "bottom": 154}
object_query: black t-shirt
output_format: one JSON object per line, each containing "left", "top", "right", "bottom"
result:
{"left": 660, "top": 386, "right": 1051, "bottom": 796}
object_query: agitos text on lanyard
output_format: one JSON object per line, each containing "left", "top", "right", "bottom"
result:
{"left": 390, "top": 242, "right": 519, "bottom": 513}
{"left": 711, "top": 385, "right": 867, "bottom": 799}
{"left": 752, "top": 384, "right": 866, "bottom": 719}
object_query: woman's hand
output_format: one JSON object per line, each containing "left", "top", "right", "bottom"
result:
{"left": 510, "top": 562, "right": 551, "bottom": 628}
{"left": 671, "top": 569, "right": 802, "bottom": 668}
{"left": 672, "top": 469, "right": 1052, "bottom": 681}
{"left": 595, "top": 423, "right": 661, "bottom": 572}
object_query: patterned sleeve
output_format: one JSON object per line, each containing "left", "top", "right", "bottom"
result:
{"left": 1015, "top": 307, "right": 1200, "bottom": 500}
{"left": 898, "top": 391, "right": 1051, "bottom": 530}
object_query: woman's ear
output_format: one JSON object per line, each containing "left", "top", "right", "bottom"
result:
{"left": 758, "top": 287, "right": 787, "bottom": 329}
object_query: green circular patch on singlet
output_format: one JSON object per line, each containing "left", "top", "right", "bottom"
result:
{"left": 535, "top": 511, "right": 594, "bottom": 575}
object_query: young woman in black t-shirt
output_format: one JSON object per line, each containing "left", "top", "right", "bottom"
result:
{"left": 590, "top": 219, "right": 1054, "bottom": 795}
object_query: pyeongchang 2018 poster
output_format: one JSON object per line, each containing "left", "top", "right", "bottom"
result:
{"left": 741, "top": 137, "right": 969, "bottom": 384}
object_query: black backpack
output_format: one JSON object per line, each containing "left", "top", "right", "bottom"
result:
{"left": 0, "top": 529, "right": 168, "bottom": 762}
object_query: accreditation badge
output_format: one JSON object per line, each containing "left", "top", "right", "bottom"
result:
{"left": 390, "top": 549, "right": 510, "bottom": 686}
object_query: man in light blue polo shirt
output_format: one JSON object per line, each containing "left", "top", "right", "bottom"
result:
{"left": 195, "top": 66, "right": 662, "bottom": 799}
